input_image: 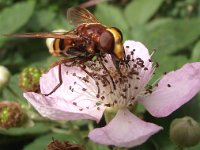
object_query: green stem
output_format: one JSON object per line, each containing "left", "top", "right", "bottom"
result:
{"left": 51, "top": 127, "right": 71, "bottom": 134}
{"left": 88, "top": 121, "right": 94, "bottom": 131}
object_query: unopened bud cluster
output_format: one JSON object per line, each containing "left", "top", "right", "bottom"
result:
{"left": 0, "top": 101, "right": 25, "bottom": 128}
{"left": 19, "top": 67, "right": 44, "bottom": 92}
{"left": 170, "top": 116, "right": 200, "bottom": 147}
{"left": 0, "top": 66, "right": 11, "bottom": 90}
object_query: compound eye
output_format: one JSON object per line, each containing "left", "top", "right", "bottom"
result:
{"left": 99, "top": 31, "right": 114, "bottom": 53}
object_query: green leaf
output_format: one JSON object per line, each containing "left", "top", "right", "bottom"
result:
{"left": 85, "top": 141, "right": 110, "bottom": 150}
{"left": 23, "top": 133, "right": 81, "bottom": 150}
{"left": 194, "top": 94, "right": 200, "bottom": 121}
{"left": 0, "top": 123, "right": 50, "bottom": 136}
{"left": 95, "top": 3, "right": 129, "bottom": 39}
{"left": 0, "top": 1, "right": 35, "bottom": 46}
{"left": 191, "top": 40, "right": 200, "bottom": 61}
{"left": 132, "top": 19, "right": 200, "bottom": 54}
{"left": 2, "top": 74, "right": 24, "bottom": 101}
{"left": 189, "top": 142, "right": 200, "bottom": 150}
{"left": 124, "top": 0, "right": 164, "bottom": 27}
{"left": 47, "top": 14, "right": 73, "bottom": 30}
{"left": 0, "top": 1, "right": 35, "bottom": 34}
{"left": 28, "top": 9, "right": 56, "bottom": 31}
{"left": 180, "top": 95, "right": 200, "bottom": 121}
{"left": 95, "top": 3, "right": 127, "bottom": 29}
{"left": 153, "top": 133, "right": 176, "bottom": 150}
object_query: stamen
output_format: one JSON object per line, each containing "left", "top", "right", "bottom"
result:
{"left": 150, "top": 48, "right": 156, "bottom": 57}
{"left": 66, "top": 43, "right": 158, "bottom": 109}
{"left": 98, "top": 57, "right": 116, "bottom": 90}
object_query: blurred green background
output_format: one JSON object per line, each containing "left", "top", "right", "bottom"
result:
{"left": 0, "top": 0, "right": 200, "bottom": 150}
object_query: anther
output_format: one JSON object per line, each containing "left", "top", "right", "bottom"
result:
{"left": 133, "top": 64, "right": 137, "bottom": 68}
{"left": 155, "top": 62, "right": 159, "bottom": 68}
{"left": 101, "top": 96, "right": 105, "bottom": 100}
{"left": 127, "top": 55, "right": 131, "bottom": 60}
{"left": 123, "top": 88, "right": 127, "bottom": 92}
{"left": 105, "top": 60, "right": 109, "bottom": 64}
{"left": 96, "top": 94, "right": 100, "bottom": 98}
{"left": 104, "top": 103, "right": 111, "bottom": 107}
{"left": 131, "top": 51, "right": 134, "bottom": 55}
{"left": 150, "top": 48, "right": 156, "bottom": 57}
{"left": 82, "top": 88, "right": 87, "bottom": 91}
{"left": 167, "top": 84, "right": 171, "bottom": 87}
{"left": 128, "top": 84, "right": 131, "bottom": 88}
{"left": 131, "top": 97, "right": 135, "bottom": 100}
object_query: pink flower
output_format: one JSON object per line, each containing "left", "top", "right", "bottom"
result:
{"left": 24, "top": 41, "right": 200, "bottom": 148}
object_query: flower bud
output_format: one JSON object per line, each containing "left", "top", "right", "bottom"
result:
{"left": 18, "top": 67, "right": 44, "bottom": 93}
{"left": 0, "top": 101, "right": 26, "bottom": 128}
{"left": 47, "top": 139, "right": 85, "bottom": 150}
{"left": 170, "top": 116, "right": 200, "bottom": 147}
{"left": 0, "top": 66, "right": 11, "bottom": 90}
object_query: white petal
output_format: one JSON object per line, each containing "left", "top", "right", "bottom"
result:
{"left": 24, "top": 92, "right": 105, "bottom": 122}
{"left": 140, "top": 63, "right": 200, "bottom": 117}
{"left": 40, "top": 65, "right": 106, "bottom": 111}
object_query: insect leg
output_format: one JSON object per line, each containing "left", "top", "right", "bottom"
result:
{"left": 43, "top": 64, "right": 63, "bottom": 96}
{"left": 43, "top": 57, "right": 91, "bottom": 96}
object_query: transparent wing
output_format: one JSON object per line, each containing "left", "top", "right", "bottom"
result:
{"left": 67, "top": 7, "right": 100, "bottom": 26}
{"left": 1, "top": 32, "right": 79, "bottom": 39}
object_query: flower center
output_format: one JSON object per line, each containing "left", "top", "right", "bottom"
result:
{"left": 68, "top": 48, "right": 156, "bottom": 111}
{"left": 99, "top": 51, "right": 155, "bottom": 109}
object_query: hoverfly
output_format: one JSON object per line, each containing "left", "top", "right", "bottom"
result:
{"left": 2, "top": 7, "right": 124, "bottom": 96}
